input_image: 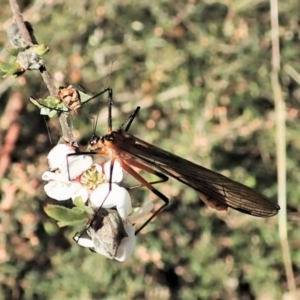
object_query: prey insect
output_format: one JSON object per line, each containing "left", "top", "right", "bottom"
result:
{"left": 30, "top": 85, "right": 105, "bottom": 117}
{"left": 81, "top": 87, "right": 280, "bottom": 234}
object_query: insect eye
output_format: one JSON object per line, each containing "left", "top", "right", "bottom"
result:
{"left": 105, "top": 134, "right": 114, "bottom": 141}
{"left": 89, "top": 135, "right": 100, "bottom": 146}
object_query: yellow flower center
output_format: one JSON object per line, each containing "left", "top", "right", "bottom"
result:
{"left": 80, "top": 165, "right": 107, "bottom": 190}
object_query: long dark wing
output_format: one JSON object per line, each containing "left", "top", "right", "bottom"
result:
{"left": 115, "top": 130, "right": 280, "bottom": 217}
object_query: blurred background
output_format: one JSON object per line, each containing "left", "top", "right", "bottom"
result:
{"left": 0, "top": 0, "right": 299, "bottom": 299}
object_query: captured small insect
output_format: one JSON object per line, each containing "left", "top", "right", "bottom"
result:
{"left": 30, "top": 85, "right": 104, "bottom": 117}
{"left": 73, "top": 208, "right": 128, "bottom": 258}
{"left": 73, "top": 87, "right": 280, "bottom": 234}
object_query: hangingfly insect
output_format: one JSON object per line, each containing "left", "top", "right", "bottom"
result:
{"left": 80, "top": 87, "right": 280, "bottom": 233}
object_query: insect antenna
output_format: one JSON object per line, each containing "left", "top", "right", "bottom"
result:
{"left": 107, "top": 88, "right": 113, "bottom": 132}
{"left": 43, "top": 116, "right": 53, "bottom": 145}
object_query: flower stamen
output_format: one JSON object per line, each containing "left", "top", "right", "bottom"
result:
{"left": 80, "top": 165, "right": 107, "bottom": 190}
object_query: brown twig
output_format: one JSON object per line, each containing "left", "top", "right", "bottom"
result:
{"left": 270, "top": 0, "right": 296, "bottom": 296}
{"left": 8, "top": 0, "right": 76, "bottom": 145}
{"left": 9, "top": 0, "right": 32, "bottom": 46}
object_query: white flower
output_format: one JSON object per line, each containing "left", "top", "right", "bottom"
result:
{"left": 42, "top": 144, "right": 123, "bottom": 202}
{"left": 44, "top": 144, "right": 155, "bottom": 261}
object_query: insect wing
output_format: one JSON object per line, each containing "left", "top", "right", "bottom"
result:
{"left": 89, "top": 208, "right": 128, "bottom": 258}
{"left": 114, "top": 130, "right": 280, "bottom": 217}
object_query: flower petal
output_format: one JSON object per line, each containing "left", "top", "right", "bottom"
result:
{"left": 67, "top": 155, "right": 94, "bottom": 179}
{"left": 47, "top": 144, "right": 94, "bottom": 180}
{"left": 93, "top": 163, "right": 104, "bottom": 175}
{"left": 70, "top": 182, "right": 89, "bottom": 203}
{"left": 75, "top": 236, "right": 94, "bottom": 248}
{"left": 47, "top": 144, "right": 75, "bottom": 170}
{"left": 90, "top": 183, "right": 132, "bottom": 219}
{"left": 104, "top": 160, "right": 123, "bottom": 183}
{"left": 42, "top": 171, "right": 70, "bottom": 183}
{"left": 44, "top": 181, "right": 73, "bottom": 200}
{"left": 115, "top": 223, "right": 135, "bottom": 262}
{"left": 128, "top": 201, "right": 154, "bottom": 223}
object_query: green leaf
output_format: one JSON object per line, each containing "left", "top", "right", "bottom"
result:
{"left": 30, "top": 95, "right": 69, "bottom": 117}
{"left": 73, "top": 197, "right": 86, "bottom": 209}
{"left": 44, "top": 204, "right": 88, "bottom": 223}
{"left": 29, "top": 97, "right": 43, "bottom": 109}
{"left": 0, "top": 61, "right": 16, "bottom": 72}
{"left": 31, "top": 44, "right": 49, "bottom": 56}
{"left": 6, "top": 46, "right": 26, "bottom": 56}
{"left": 73, "top": 197, "right": 94, "bottom": 215}
{"left": 57, "top": 219, "right": 87, "bottom": 228}
{"left": 78, "top": 90, "right": 91, "bottom": 103}
{"left": 0, "top": 61, "right": 24, "bottom": 77}
{"left": 48, "top": 110, "right": 58, "bottom": 118}
{"left": 42, "top": 96, "right": 61, "bottom": 107}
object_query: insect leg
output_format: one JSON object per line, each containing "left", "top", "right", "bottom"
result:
{"left": 123, "top": 107, "right": 141, "bottom": 132}
{"left": 65, "top": 149, "right": 83, "bottom": 181}
{"left": 125, "top": 159, "right": 168, "bottom": 189}
{"left": 118, "top": 160, "right": 169, "bottom": 235}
